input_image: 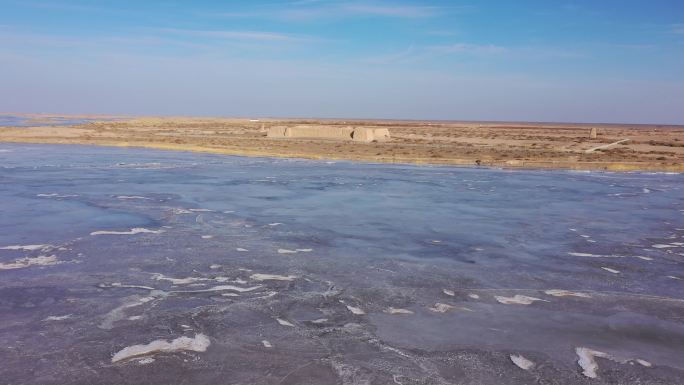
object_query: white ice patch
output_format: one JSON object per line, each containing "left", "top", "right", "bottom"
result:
{"left": 601, "top": 267, "right": 620, "bottom": 274}
{"left": 568, "top": 252, "right": 596, "bottom": 257}
{"left": 90, "top": 228, "right": 164, "bottom": 236}
{"left": 236, "top": 248, "right": 248, "bottom": 252}
{"left": 249, "top": 273, "right": 297, "bottom": 281}
{"left": 188, "top": 209, "right": 213, "bottom": 212}
{"left": 116, "top": 196, "right": 150, "bottom": 200}
{"left": 468, "top": 293, "right": 480, "bottom": 299}
{"left": 0, "top": 255, "right": 61, "bottom": 270}
{"left": 151, "top": 273, "right": 212, "bottom": 285}
{"left": 544, "top": 289, "right": 591, "bottom": 298}
{"left": 652, "top": 244, "right": 676, "bottom": 249}
{"left": 636, "top": 359, "right": 652, "bottom": 367}
{"left": 201, "top": 235, "right": 213, "bottom": 239}
{"left": 568, "top": 252, "right": 650, "bottom": 260}
{"left": 37, "top": 193, "right": 79, "bottom": 198}
{"left": 442, "top": 289, "right": 455, "bottom": 296}
{"left": 43, "top": 314, "right": 72, "bottom": 321}
{"left": 384, "top": 307, "right": 414, "bottom": 315}
{"left": 268, "top": 223, "right": 283, "bottom": 226}
{"left": 510, "top": 354, "right": 535, "bottom": 370}
{"left": 0, "top": 244, "right": 54, "bottom": 251}
{"left": 495, "top": 295, "right": 548, "bottom": 305}
{"left": 262, "top": 340, "right": 273, "bottom": 348}
{"left": 136, "top": 357, "right": 155, "bottom": 365}
{"left": 109, "top": 282, "right": 156, "bottom": 290}
{"left": 277, "top": 248, "right": 312, "bottom": 254}
{"left": 576, "top": 347, "right": 611, "bottom": 378}
{"left": 172, "top": 285, "right": 262, "bottom": 294}
{"left": 428, "top": 303, "right": 473, "bottom": 313}
{"left": 346, "top": 305, "right": 366, "bottom": 315}
{"left": 276, "top": 318, "right": 295, "bottom": 327}
{"left": 111, "top": 334, "right": 210, "bottom": 363}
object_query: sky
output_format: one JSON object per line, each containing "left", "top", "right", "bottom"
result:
{"left": 1, "top": 0, "right": 683, "bottom": 124}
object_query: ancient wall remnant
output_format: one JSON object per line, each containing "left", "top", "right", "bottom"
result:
{"left": 267, "top": 125, "right": 390, "bottom": 142}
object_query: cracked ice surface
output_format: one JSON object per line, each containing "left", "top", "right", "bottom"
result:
{"left": 0, "top": 143, "right": 683, "bottom": 384}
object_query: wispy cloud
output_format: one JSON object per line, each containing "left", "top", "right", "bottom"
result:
{"left": 428, "top": 43, "right": 508, "bottom": 55}
{"left": 340, "top": 3, "right": 440, "bottom": 18}
{"left": 213, "top": 2, "right": 444, "bottom": 21}
{"left": 159, "top": 28, "right": 311, "bottom": 43}
{"left": 12, "top": 0, "right": 122, "bottom": 13}
{"left": 672, "top": 24, "right": 684, "bottom": 34}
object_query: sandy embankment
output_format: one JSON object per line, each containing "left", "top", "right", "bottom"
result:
{"left": 0, "top": 116, "right": 682, "bottom": 172}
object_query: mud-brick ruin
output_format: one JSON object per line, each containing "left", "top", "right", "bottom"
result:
{"left": 267, "top": 125, "right": 390, "bottom": 142}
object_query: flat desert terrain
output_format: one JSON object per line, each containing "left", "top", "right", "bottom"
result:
{"left": 1, "top": 114, "right": 683, "bottom": 171}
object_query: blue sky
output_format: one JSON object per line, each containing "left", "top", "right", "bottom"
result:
{"left": 1, "top": 0, "right": 683, "bottom": 123}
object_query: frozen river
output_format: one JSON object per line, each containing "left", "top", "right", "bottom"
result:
{"left": 0, "top": 143, "right": 683, "bottom": 384}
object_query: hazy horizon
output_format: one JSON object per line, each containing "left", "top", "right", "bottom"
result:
{"left": 1, "top": 0, "right": 683, "bottom": 124}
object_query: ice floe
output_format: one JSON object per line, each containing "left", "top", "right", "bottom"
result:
{"left": 442, "top": 289, "right": 455, "bottom": 296}
{"left": 171, "top": 285, "right": 262, "bottom": 294}
{"left": 262, "top": 340, "right": 273, "bottom": 348}
{"left": 136, "top": 357, "right": 155, "bottom": 365}
{"left": 652, "top": 244, "right": 677, "bottom": 249}
{"left": 111, "top": 334, "right": 210, "bottom": 363}
{"left": 636, "top": 359, "right": 652, "bottom": 367}
{"left": 429, "top": 303, "right": 473, "bottom": 313}
{"left": 495, "top": 295, "right": 548, "bottom": 305}
{"left": 36, "top": 193, "right": 79, "bottom": 198}
{"left": 601, "top": 267, "right": 620, "bottom": 274}
{"left": 568, "top": 252, "right": 652, "bottom": 260}
{"left": 384, "top": 307, "right": 414, "bottom": 315}
{"left": 0, "top": 244, "right": 54, "bottom": 251}
{"left": 151, "top": 273, "right": 213, "bottom": 285}
{"left": 249, "top": 273, "right": 297, "bottom": 281}
{"left": 0, "top": 255, "right": 61, "bottom": 270}
{"left": 576, "top": 347, "right": 608, "bottom": 378}
{"left": 116, "top": 196, "right": 150, "bottom": 200}
{"left": 544, "top": 289, "right": 591, "bottom": 298}
{"left": 43, "top": 314, "right": 72, "bottom": 321}
{"left": 90, "top": 228, "right": 164, "bottom": 236}
{"left": 277, "top": 248, "right": 312, "bottom": 254}
{"left": 276, "top": 318, "right": 295, "bottom": 327}
{"left": 346, "top": 305, "right": 366, "bottom": 315}
{"left": 510, "top": 354, "right": 535, "bottom": 370}
{"left": 108, "top": 282, "right": 156, "bottom": 290}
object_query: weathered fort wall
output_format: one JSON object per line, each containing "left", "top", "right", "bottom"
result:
{"left": 267, "top": 125, "right": 390, "bottom": 142}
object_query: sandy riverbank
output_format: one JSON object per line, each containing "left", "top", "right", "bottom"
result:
{"left": 1, "top": 115, "right": 682, "bottom": 172}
